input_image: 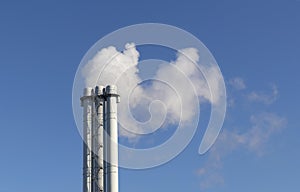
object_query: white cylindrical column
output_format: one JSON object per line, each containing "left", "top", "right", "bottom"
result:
{"left": 106, "top": 85, "right": 120, "bottom": 192}
{"left": 81, "top": 88, "right": 94, "bottom": 192}
{"left": 95, "top": 86, "right": 105, "bottom": 192}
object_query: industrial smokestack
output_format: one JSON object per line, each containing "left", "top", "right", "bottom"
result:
{"left": 81, "top": 88, "right": 94, "bottom": 192}
{"left": 94, "top": 86, "right": 105, "bottom": 192}
{"left": 82, "top": 85, "right": 120, "bottom": 192}
{"left": 105, "top": 85, "right": 120, "bottom": 192}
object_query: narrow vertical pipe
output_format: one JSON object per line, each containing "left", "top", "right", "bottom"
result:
{"left": 95, "top": 86, "right": 105, "bottom": 192}
{"left": 92, "top": 94, "right": 96, "bottom": 192}
{"left": 92, "top": 90, "right": 97, "bottom": 192}
{"left": 103, "top": 88, "right": 107, "bottom": 192}
{"left": 81, "top": 88, "right": 94, "bottom": 192}
{"left": 106, "top": 85, "right": 120, "bottom": 192}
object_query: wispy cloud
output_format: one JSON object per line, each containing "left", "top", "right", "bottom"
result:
{"left": 227, "top": 78, "right": 279, "bottom": 107}
{"left": 197, "top": 112, "right": 287, "bottom": 189}
{"left": 197, "top": 78, "right": 285, "bottom": 189}
{"left": 227, "top": 77, "right": 247, "bottom": 108}
{"left": 228, "top": 77, "right": 246, "bottom": 90}
{"left": 247, "top": 84, "right": 278, "bottom": 105}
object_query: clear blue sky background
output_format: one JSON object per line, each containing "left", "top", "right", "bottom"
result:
{"left": 0, "top": 0, "right": 299, "bottom": 191}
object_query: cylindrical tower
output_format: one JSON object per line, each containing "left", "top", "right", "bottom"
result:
{"left": 106, "top": 85, "right": 120, "bottom": 192}
{"left": 81, "top": 88, "right": 94, "bottom": 192}
{"left": 95, "top": 86, "right": 105, "bottom": 192}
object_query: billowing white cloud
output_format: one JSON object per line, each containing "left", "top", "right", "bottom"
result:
{"left": 82, "top": 43, "right": 140, "bottom": 88}
{"left": 81, "top": 43, "right": 224, "bottom": 139}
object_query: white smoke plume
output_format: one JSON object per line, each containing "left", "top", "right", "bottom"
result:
{"left": 81, "top": 43, "right": 223, "bottom": 138}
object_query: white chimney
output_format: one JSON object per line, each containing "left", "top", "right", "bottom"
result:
{"left": 105, "top": 85, "right": 120, "bottom": 192}
{"left": 82, "top": 85, "right": 120, "bottom": 192}
{"left": 81, "top": 87, "right": 94, "bottom": 192}
{"left": 94, "top": 86, "right": 105, "bottom": 192}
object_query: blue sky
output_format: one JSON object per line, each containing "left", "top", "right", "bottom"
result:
{"left": 0, "top": 0, "right": 299, "bottom": 191}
